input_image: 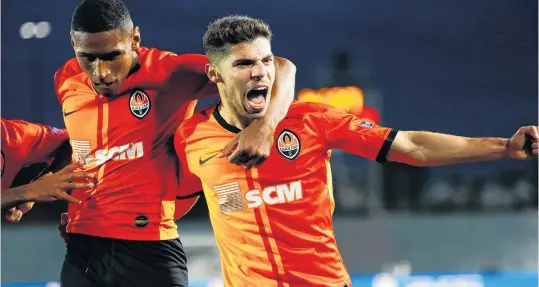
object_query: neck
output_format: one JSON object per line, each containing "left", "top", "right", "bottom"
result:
{"left": 218, "top": 103, "right": 254, "bottom": 130}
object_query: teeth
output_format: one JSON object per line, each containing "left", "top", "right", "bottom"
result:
{"left": 252, "top": 87, "right": 267, "bottom": 91}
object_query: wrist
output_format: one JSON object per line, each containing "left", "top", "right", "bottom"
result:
{"left": 20, "top": 184, "right": 36, "bottom": 201}
{"left": 501, "top": 138, "right": 512, "bottom": 158}
{"left": 259, "top": 116, "right": 278, "bottom": 132}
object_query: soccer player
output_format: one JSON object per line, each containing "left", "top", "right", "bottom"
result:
{"left": 1, "top": 118, "right": 93, "bottom": 214}
{"left": 55, "top": 0, "right": 295, "bottom": 286}
{"left": 174, "top": 15, "right": 539, "bottom": 287}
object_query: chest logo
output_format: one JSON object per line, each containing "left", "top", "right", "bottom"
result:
{"left": 129, "top": 89, "right": 151, "bottom": 119}
{"left": 276, "top": 129, "right": 300, "bottom": 160}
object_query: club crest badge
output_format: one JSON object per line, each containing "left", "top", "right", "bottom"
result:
{"left": 276, "top": 129, "right": 300, "bottom": 160}
{"left": 129, "top": 89, "right": 151, "bottom": 119}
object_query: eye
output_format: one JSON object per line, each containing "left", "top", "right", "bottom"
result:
{"left": 101, "top": 52, "right": 121, "bottom": 61}
{"left": 81, "top": 54, "right": 96, "bottom": 62}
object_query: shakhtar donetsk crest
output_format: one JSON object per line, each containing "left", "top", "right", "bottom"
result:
{"left": 276, "top": 129, "right": 300, "bottom": 160}
{"left": 129, "top": 89, "right": 151, "bottom": 119}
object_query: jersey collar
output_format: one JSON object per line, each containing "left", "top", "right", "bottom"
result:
{"left": 213, "top": 105, "right": 242, "bottom": 134}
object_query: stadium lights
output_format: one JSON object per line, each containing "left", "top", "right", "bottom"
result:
{"left": 19, "top": 21, "right": 51, "bottom": 39}
{"left": 297, "top": 86, "right": 380, "bottom": 124}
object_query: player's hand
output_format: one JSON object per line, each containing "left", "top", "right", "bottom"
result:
{"left": 220, "top": 118, "right": 274, "bottom": 169}
{"left": 57, "top": 212, "right": 68, "bottom": 244}
{"left": 4, "top": 202, "right": 34, "bottom": 223}
{"left": 506, "top": 125, "right": 539, "bottom": 160}
{"left": 25, "top": 162, "right": 95, "bottom": 204}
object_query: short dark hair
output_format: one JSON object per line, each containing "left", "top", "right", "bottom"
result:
{"left": 71, "top": 0, "right": 133, "bottom": 33}
{"left": 203, "top": 15, "right": 272, "bottom": 64}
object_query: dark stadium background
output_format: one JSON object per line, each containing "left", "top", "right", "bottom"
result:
{"left": 1, "top": 0, "right": 537, "bottom": 286}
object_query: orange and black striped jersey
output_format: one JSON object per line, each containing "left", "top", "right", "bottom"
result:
{"left": 174, "top": 101, "right": 398, "bottom": 287}
{"left": 1, "top": 118, "right": 68, "bottom": 189}
{"left": 54, "top": 47, "right": 208, "bottom": 240}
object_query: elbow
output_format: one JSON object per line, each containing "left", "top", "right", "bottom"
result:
{"left": 276, "top": 57, "right": 297, "bottom": 75}
{"left": 399, "top": 156, "right": 429, "bottom": 167}
{"left": 286, "top": 60, "right": 297, "bottom": 74}
{"left": 407, "top": 158, "right": 431, "bottom": 167}
{"left": 401, "top": 152, "right": 447, "bottom": 167}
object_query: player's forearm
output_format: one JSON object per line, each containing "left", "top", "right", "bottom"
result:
{"left": 388, "top": 131, "right": 509, "bottom": 166}
{"left": 1, "top": 186, "right": 30, "bottom": 210}
{"left": 261, "top": 57, "right": 296, "bottom": 129}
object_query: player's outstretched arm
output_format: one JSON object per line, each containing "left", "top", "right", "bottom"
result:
{"left": 4, "top": 141, "right": 74, "bottom": 223}
{"left": 1, "top": 163, "right": 94, "bottom": 210}
{"left": 221, "top": 57, "right": 296, "bottom": 169}
{"left": 387, "top": 126, "right": 539, "bottom": 166}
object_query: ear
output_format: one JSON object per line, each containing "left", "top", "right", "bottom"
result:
{"left": 205, "top": 63, "right": 222, "bottom": 84}
{"left": 131, "top": 26, "right": 141, "bottom": 50}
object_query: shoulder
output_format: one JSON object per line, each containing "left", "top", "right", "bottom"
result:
{"left": 285, "top": 101, "right": 341, "bottom": 120}
{"left": 290, "top": 101, "right": 336, "bottom": 113}
{"left": 54, "top": 58, "right": 84, "bottom": 101}
{"left": 138, "top": 48, "right": 209, "bottom": 91}
{"left": 139, "top": 47, "right": 208, "bottom": 75}
{"left": 54, "top": 58, "right": 83, "bottom": 84}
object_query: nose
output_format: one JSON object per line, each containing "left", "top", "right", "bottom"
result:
{"left": 92, "top": 59, "right": 111, "bottom": 83}
{"left": 251, "top": 61, "right": 268, "bottom": 80}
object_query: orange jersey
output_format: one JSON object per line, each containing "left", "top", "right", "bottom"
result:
{"left": 1, "top": 118, "right": 68, "bottom": 189}
{"left": 174, "top": 101, "right": 397, "bottom": 287}
{"left": 54, "top": 47, "right": 207, "bottom": 240}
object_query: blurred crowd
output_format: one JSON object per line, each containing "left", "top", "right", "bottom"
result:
{"left": 331, "top": 154, "right": 538, "bottom": 215}
{"left": 421, "top": 169, "right": 537, "bottom": 212}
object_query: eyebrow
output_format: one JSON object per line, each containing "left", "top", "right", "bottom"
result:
{"left": 232, "top": 54, "right": 274, "bottom": 66}
{"left": 79, "top": 50, "right": 122, "bottom": 59}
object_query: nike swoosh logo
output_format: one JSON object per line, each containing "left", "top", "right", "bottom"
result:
{"left": 199, "top": 153, "right": 220, "bottom": 166}
{"left": 63, "top": 109, "right": 81, "bottom": 117}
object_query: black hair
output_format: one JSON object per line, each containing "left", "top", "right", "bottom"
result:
{"left": 203, "top": 15, "right": 272, "bottom": 64}
{"left": 71, "top": 0, "right": 132, "bottom": 33}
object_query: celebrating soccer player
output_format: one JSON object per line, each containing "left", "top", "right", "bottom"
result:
{"left": 55, "top": 0, "right": 295, "bottom": 286}
{"left": 174, "top": 15, "right": 538, "bottom": 287}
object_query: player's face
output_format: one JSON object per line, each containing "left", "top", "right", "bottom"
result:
{"left": 71, "top": 27, "right": 140, "bottom": 97}
{"left": 218, "top": 37, "right": 275, "bottom": 119}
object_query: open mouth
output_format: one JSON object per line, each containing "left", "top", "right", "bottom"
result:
{"left": 245, "top": 86, "right": 268, "bottom": 113}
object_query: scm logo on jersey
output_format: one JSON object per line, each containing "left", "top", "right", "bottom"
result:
{"left": 276, "top": 129, "right": 300, "bottom": 160}
{"left": 245, "top": 181, "right": 303, "bottom": 209}
{"left": 72, "top": 141, "right": 144, "bottom": 166}
{"left": 129, "top": 89, "right": 151, "bottom": 119}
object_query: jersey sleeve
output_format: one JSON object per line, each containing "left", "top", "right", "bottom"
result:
{"left": 2, "top": 119, "right": 69, "bottom": 166}
{"left": 315, "top": 105, "right": 398, "bottom": 163}
{"left": 154, "top": 53, "right": 215, "bottom": 138}
{"left": 161, "top": 53, "right": 217, "bottom": 101}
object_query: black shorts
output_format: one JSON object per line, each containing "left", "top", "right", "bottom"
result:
{"left": 60, "top": 233, "right": 188, "bottom": 287}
